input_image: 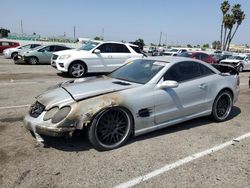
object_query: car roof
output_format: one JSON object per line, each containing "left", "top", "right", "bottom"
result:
{"left": 100, "top": 41, "right": 138, "bottom": 47}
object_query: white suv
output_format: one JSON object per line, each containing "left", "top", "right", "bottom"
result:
{"left": 51, "top": 41, "right": 144, "bottom": 77}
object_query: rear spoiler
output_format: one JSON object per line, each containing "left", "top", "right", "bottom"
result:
{"left": 211, "top": 64, "right": 239, "bottom": 75}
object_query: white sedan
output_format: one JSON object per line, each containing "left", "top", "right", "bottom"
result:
{"left": 24, "top": 56, "right": 240, "bottom": 151}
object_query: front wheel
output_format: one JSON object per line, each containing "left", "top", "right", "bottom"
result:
{"left": 28, "top": 57, "right": 39, "bottom": 65}
{"left": 68, "top": 62, "right": 86, "bottom": 78}
{"left": 11, "top": 52, "right": 18, "bottom": 59}
{"left": 237, "top": 64, "right": 243, "bottom": 72}
{"left": 88, "top": 107, "right": 133, "bottom": 151}
{"left": 211, "top": 91, "right": 233, "bottom": 122}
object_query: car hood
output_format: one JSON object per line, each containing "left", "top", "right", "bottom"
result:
{"left": 53, "top": 49, "right": 89, "bottom": 57}
{"left": 60, "top": 76, "right": 139, "bottom": 101}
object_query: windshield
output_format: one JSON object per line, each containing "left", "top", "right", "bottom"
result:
{"left": 109, "top": 59, "right": 165, "bottom": 84}
{"left": 228, "top": 56, "right": 245, "bottom": 60}
{"left": 79, "top": 42, "right": 100, "bottom": 51}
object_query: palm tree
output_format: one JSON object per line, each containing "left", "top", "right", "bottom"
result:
{"left": 220, "top": 1, "right": 230, "bottom": 50}
{"left": 226, "top": 4, "right": 245, "bottom": 50}
{"left": 223, "top": 14, "right": 235, "bottom": 50}
{"left": 222, "top": 14, "right": 234, "bottom": 50}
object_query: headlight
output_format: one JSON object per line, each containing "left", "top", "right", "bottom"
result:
{"left": 43, "top": 107, "right": 59, "bottom": 121}
{"left": 51, "top": 106, "right": 71, "bottom": 124}
{"left": 59, "top": 54, "right": 71, "bottom": 59}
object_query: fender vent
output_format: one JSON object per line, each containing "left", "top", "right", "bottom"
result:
{"left": 138, "top": 108, "right": 151, "bottom": 117}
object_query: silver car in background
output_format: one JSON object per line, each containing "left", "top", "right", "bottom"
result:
{"left": 15, "top": 45, "right": 71, "bottom": 64}
{"left": 23, "top": 56, "right": 240, "bottom": 151}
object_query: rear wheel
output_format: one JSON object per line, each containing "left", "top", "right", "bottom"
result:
{"left": 211, "top": 91, "right": 232, "bottom": 122}
{"left": 68, "top": 62, "right": 86, "bottom": 78}
{"left": 28, "top": 57, "right": 39, "bottom": 65}
{"left": 88, "top": 107, "right": 133, "bottom": 151}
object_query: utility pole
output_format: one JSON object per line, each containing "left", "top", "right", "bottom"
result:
{"left": 102, "top": 28, "right": 104, "bottom": 40}
{"left": 165, "top": 33, "right": 167, "bottom": 47}
{"left": 21, "top": 20, "right": 23, "bottom": 34}
{"left": 73, "top": 26, "right": 76, "bottom": 40}
{"left": 158, "top": 32, "right": 162, "bottom": 46}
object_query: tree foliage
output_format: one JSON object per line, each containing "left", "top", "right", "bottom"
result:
{"left": 212, "top": 41, "right": 221, "bottom": 49}
{"left": 94, "top": 36, "right": 103, "bottom": 41}
{"left": 220, "top": 1, "right": 245, "bottom": 51}
{"left": 131, "top": 38, "right": 145, "bottom": 50}
{"left": 0, "top": 28, "right": 10, "bottom": 38}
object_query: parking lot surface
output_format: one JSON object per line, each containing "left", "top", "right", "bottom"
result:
{"left": 0, "top": 56, "right": 249, "bottom": 188}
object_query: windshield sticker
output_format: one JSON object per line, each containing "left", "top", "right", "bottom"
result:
{"left": 154, "top": 61, "right": 166, "bottom": 66}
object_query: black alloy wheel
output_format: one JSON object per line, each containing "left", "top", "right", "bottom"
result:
{"left": 88, "top": 107, "right": 132, "bottom": 151}
{"left": 211, "top": 91, "right": 232, "bottom": 122}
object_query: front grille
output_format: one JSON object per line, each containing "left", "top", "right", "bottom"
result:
{"left": 29, "top": 101, "right": 45, "bottom": 118}
{"left": 52, "top": 54, "right": 59, "bottom": 60}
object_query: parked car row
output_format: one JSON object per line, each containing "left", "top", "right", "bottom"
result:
{"left": 3, "top": 43, "right": 41, "bottom": 58}
{"left": 2, "top": 40, "right": 249, "bottom": 76}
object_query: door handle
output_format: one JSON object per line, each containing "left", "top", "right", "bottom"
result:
{"left": 108, "top": 55, "right": 112, "bottom": 58}
{"left": 199, "top": 83, "right": 207, "bottom": 89}
{"left": 127, "top": 55, "right": 132, "bottom": 58}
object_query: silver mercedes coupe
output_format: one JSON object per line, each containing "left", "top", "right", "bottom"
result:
{"left": 24, "top": 56, "right": 240, "bottom": 151}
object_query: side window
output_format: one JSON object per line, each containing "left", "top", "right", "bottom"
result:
{"left": 164, "top": 61, "right": 201, "bottom": 82}
{"left": 55, "top": 46, "right": 68, "bottom": 51}
{"left": 22, "top": 45, "right": 30, "bottom": 49}
{"left": 41, "top": 46, "right": 52, "bottom": 52}
{"left": 112, "top": 44, "right": 130, "bottom": 53}
{"left": 49, "top": 46, "right": 56, "bottom": 52}
{"left": 31, "top": 44, "right": 40, "bottom": 48}
{"left": 130, "top": 46, "right": 142, "bottom": 54}
{"left": 199, "top": 64, "right": 215, "bottom": 76}
{"left": 200, "top": 53, "right": 209, "bottom": 60}
{"left": 194, "top": 53, "right": 201, "bottom": 60}
{"left": 97, "top": 43, "right": 112, "bottom": 53}
{"left": 2, "top": 42, "right": 9, "bottom": 46}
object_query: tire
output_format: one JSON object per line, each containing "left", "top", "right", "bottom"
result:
{"left": 88, "top": 107, "right": 133, "bottom": 151}
{"left": 28, "top": 57, "right": 39, "bottom": 65}
{"left": 211, "top": 91, "right": 233, "bottom": 122}
{"left": 11, "top": 52, "right": 18, "bottom": 59}
{"left": 237, "top": 64, "right": 243, "bottom": 72}
{"left": 68, "top": 62, "right": 86, "bottom": 78}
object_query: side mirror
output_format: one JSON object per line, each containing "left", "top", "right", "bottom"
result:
{"left": 157, "top": 80, "right": 179, "bottom": 89}
{"left": 93, "top": 49, "right": 101, "bottom": 54}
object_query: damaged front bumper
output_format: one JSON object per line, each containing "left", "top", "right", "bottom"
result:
{"left": 23, "top": 113, "right": 77, "bottom": 138}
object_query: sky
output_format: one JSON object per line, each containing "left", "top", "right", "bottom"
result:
{"left": 1, "top": 0, "right": 249, "bottom": 46}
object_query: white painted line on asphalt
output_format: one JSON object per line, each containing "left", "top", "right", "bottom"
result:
{"left": 0, "top": 104, "right": 30, "bottom": 110}
{"left": 0, "top": 80, "right": 62, "bottom": 85}
{"left": 115, "top": 132, "right": 250, "bottom": 188}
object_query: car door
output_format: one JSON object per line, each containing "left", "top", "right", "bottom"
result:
{"left": 109, "top": 43, "right": 133, "bottom": 70}
{"left": 88, "top": 43, "right": 114, "bottom": 72}
{"left": 42, "top": 45, "right": 56, "bottom": 63}
{"left": 154, "top": 61, "right": 212, "bottom": 125}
